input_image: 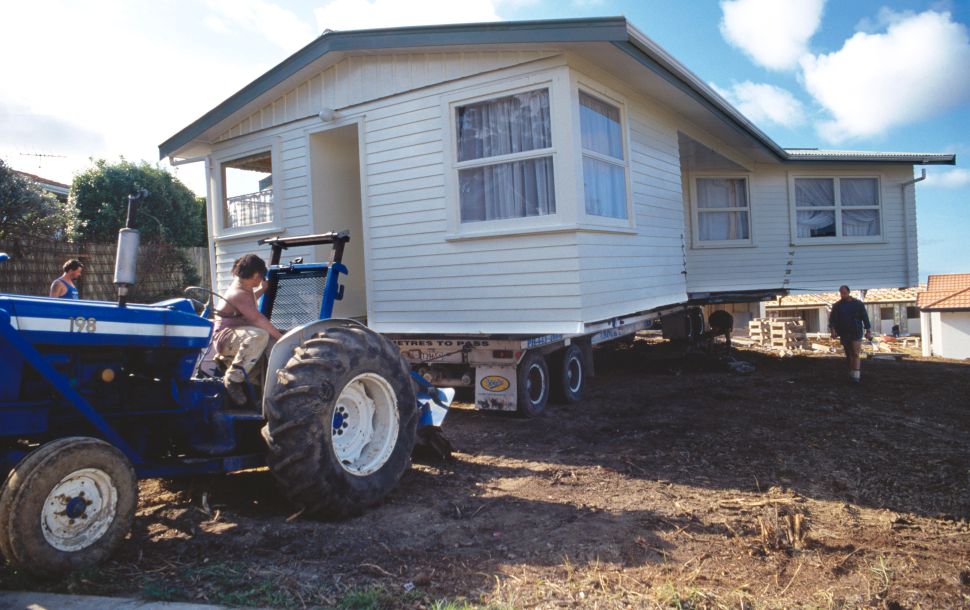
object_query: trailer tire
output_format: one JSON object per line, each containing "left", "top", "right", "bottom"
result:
{"left": 261, "top": 323, "right": 417, "bottom": 518}
{"left": 516, "top": 350, "right": 550, "bottom": 417}
{"left": 0, "top": 437, "right": 137, "bottom": 577}
{"left": 552, "top": 344, "right": 585, "bottom": 404}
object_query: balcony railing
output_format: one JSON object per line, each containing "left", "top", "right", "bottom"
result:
{"left": 226, "top": 189, "right": 274, "bottom": 228}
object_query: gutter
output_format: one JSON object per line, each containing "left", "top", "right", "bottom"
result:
{"left": 901, "top": 169, "right": 927, "bottom": 287}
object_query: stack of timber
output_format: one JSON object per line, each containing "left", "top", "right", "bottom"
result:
{"left": 748, "top": 319, "right": 770, "bottom": 345}
{"left": 768, "top": 319, "right": 808, "bottom": 350}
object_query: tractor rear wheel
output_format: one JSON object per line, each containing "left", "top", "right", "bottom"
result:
{"left": 261, "top": 323, "right": 417, "bottom": 518}
{"left": 0, "top": 437, "right": 137, "bottom": 577}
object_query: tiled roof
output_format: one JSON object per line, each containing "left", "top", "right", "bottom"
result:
{"left": 768, "top": 287, "right": 917, "bottom": 308}
{"left": 918, "top": 274, "right": 970, "bottom": 310}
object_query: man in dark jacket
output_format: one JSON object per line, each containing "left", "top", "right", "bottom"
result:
{"left": 828, "top": 285, "right": 872, "bottom": 383}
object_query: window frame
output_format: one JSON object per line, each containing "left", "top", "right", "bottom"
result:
{"left": 444, "top": 77, "right": 568, "bottom": 238}
{"left": 788, "top": 173, "right": 885, "bottom": 245}
{"left": 213, "top": 138, "right": 283, "bottom": 240}
{"left": 575, "top": 85, "right": 633, "bottom": 227}
{"left": 689, "top": 173, "right": 754, "bottom": 248}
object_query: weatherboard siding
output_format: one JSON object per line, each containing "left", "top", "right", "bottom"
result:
{"left": 214, "top": 50, "right": 559, "bottom": 144}
{"left": 684, "top": 164, "right": 917, "bottom": 293}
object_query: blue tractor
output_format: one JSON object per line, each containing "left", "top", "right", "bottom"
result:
{"left": 0, "top": 192, "right": 451, "bottom": 577}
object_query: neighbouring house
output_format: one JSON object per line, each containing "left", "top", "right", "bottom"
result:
{"left": 764, "top": 287, "right": 920, "bottom": 335}
{"left": 159, "top": 17, "right": 954, "bottom": 336}
{"left": 918, "top": 274, "right": 970, "bottom": 360}
{"left": 14, "top": 170, "right": 69, "bottom": 203}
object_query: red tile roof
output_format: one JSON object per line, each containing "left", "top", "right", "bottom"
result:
{"left": 917, "top": 274, "right": 970, "bottom": 310}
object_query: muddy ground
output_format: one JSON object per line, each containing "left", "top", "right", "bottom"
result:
{"left": 2, "top": 338, "right": 969, "bottom": 609}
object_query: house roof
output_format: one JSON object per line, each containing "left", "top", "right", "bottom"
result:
{"left": 917, "top": 274, "right": 970, "bottom": 311}
{"left": 14, "top": 170, "right": 70, "bottom": 196}
{"left": 159, "top": 17, "right": 956, "bottom": 168}
{"left": 768, "top": 287, "right": 919, "bottom": 308}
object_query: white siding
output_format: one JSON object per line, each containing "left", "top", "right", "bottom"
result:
{"left": 215, "top": 50, "right": 559, "bottom": 143}
{"left": 933, "top": 312, "right": 970, "bottom": 359}
{"left": 685, "top": 165, "right": 917, "bottom": 293}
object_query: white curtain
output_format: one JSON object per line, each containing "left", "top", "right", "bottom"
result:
{"left": 795, "top": 178, "right": 835, "bottom": 237}
{"left": 842, "top": 210, "right": 879, "bottom": 236}
{"left": 580, "top": 92, "right": 626, "bottom": 218}
{"left": 840, "top": 178, "right": 879, "bottom": 236}
{"left": 696, "top": 178, "right": 748, "bottom": 240}
{"left": 457, "top": 89, "right": 554, "bottom": 222}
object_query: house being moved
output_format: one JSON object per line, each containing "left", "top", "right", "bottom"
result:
{"left": 159, "top": 17, "right": 954, "bottom": 412}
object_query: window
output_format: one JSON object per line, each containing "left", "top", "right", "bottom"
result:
{"left": 694, "top": 178, "right": 750, "bottom": 242}
{"left": 794, "top": 177, "right": 880, "bottom": 240}
{"left": 455, "top": 89, "right": 555, "bottom": 223}
{"left": 579, "top": 92, "right": 627, "bottom": 219}
{"left": 222, "top": 151, "right": 274, "bottom": 229}
{"left": 906, "top": 306, "right": 919, "bottom": 319}
{"left": 880, "top": 307, "right": 894, "bottom": 320}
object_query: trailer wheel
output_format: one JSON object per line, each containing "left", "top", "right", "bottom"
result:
{"left": 261, "top": 323, "right": 417, "bottom": 518}
{"left": 552, "top": 344, "right": 586, "bottom": 404}
{"left": 516, "top": 350, "right": 550, "bottom": 417}
{"left": 0, "top": 437, "right": 137, "bottom": 577}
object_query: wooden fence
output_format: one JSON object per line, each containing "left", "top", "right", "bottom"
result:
{"left": 0, "top": 239, "right": 210, "bottom": 303}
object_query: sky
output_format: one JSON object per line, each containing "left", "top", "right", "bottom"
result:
{"left": 1, "top": 0, "right": 968, "bottom": 282}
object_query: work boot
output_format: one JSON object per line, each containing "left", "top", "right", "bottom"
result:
{"left": 225, "top": 380, "right": 248, "bottom": 405}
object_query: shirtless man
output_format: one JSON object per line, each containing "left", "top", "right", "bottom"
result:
{"left": 212, "top": 254, "right": 283, "bottom": 404}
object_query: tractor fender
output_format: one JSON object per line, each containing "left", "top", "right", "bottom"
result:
{"left": 261, "top": 318, "right": 367, "bottom": 419}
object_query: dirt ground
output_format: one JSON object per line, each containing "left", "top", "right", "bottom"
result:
{"left": 2, "top": 338, "right": 969, "bottom": 609}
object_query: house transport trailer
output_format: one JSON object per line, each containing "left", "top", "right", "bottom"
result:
{"left": 159, "top": 18, "right": 953, "bottom": 410}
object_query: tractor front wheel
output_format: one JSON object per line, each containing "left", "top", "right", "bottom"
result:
{"left": 0, "top": 437, "right": 137, "bottom": 577}
{"left": 261, "top": 323, "right": 417, "bottom": 518}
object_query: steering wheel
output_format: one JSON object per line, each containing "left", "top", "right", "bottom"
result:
{"left": 183, "top": 286, "right": 240, "bottom": 320}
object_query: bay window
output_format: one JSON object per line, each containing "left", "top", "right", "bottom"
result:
{"left": 455, "top": 88, "right": 555, "bottom": 223}
{"left": 579, "top": 92, "right": 627, "bottom": 219}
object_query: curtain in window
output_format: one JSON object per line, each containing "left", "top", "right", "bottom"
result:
{"left": 580, "top": 93, "right": 622, "bottom": 159}
{"left": 696, "top": 178, "right": 748, "bottom": 240}
{"left": 841, "top": 178, "right": 877, "bottom": 206}
{"left": 699, "top": 211, "right": 749, "bottom": 240}
{"left": 457, "top": 90, "right": 555, "bottom": 222}
{"left": 842, "top": 210, "right": 879, "bottom": 236}
{"left": 583, "top": 158, "right": 627, "bottom": 219}
{"left": 456, "top": 90, "right": 551, "bottom": 162}
{"left": 795, "top": 178, "right": 835, "bottom": 237}
{"left": 460, "top": 158, "right": 555, "bottom": 222}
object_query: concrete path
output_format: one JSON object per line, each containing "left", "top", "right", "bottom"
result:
{"left": 0, "top": 591, "right": 273, "bottom": 610}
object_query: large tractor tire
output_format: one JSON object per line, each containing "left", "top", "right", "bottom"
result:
{"left": 261, "top": 323, "right": 418, "bottom": 518}
{"left": 0, "top": 437, "right": 137, "bottom": 577}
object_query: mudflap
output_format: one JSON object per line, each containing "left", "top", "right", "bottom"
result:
{"left": 412, "top": 373, "right": 455, "bottom": 461}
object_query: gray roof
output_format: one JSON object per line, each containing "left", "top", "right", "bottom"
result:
{"left": 159, "top": 17, "right": 956, "bottom": 167}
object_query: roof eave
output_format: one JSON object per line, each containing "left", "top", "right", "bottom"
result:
{"left": 159, "top": 17, "right": 629, "bottom": 160}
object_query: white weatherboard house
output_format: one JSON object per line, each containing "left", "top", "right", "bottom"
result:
{"left": 919, "top": 274, "right": 970, "bottom": 360}
{"left": 160, "top": 17, "right": 954, "bottom": 337}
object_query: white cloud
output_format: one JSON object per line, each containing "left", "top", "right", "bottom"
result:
{"left": 204, "top": 0, "right": 315, "bottom": 52}
{"left": 924, "top": 168, "right": 970, "bottom": 188}
{"left": 712, "top": 81, "right": 806, "bottom": 127}
{"left": 314, "top": 0, "right": 501, "bottom": 31}
{"left": 802, "top": 10, "right": 970, "bottom": 143}
{"left": 719, "top": 0, "right": 825, "bottom": 71}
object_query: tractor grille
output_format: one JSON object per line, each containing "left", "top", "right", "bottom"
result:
{"left": 269, "top": 270, "right": 326, "bottom": 331}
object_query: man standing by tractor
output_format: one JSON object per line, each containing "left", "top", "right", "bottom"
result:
{"left": 213, "top": 254, "right": 283, "bottom": 404}
{"left": 829, "top": 285, "right": 872, "bottom": 384}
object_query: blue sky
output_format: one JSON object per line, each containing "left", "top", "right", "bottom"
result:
{"left": 1, "top": 0, "right": 967, "bottom": 281}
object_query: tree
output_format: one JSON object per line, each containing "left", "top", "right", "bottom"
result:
{"left": 72, "top": 159, "right": 207, "bottom": 247}
{"left": 0, "top": 159, "right": 81, "bottom": 241}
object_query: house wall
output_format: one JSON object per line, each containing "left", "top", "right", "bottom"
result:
{"left": 935, "top": 312, "right": 970, "bottom": 359}
{"left": 683, "top": 164, "right": 917, "bottom": 293}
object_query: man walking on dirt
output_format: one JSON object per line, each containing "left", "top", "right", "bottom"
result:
{"left": 828, "top": 285, "right": 872, "bottom": 384}
{"left": 212, "top": 254, "right": 283, "bottom": 404}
